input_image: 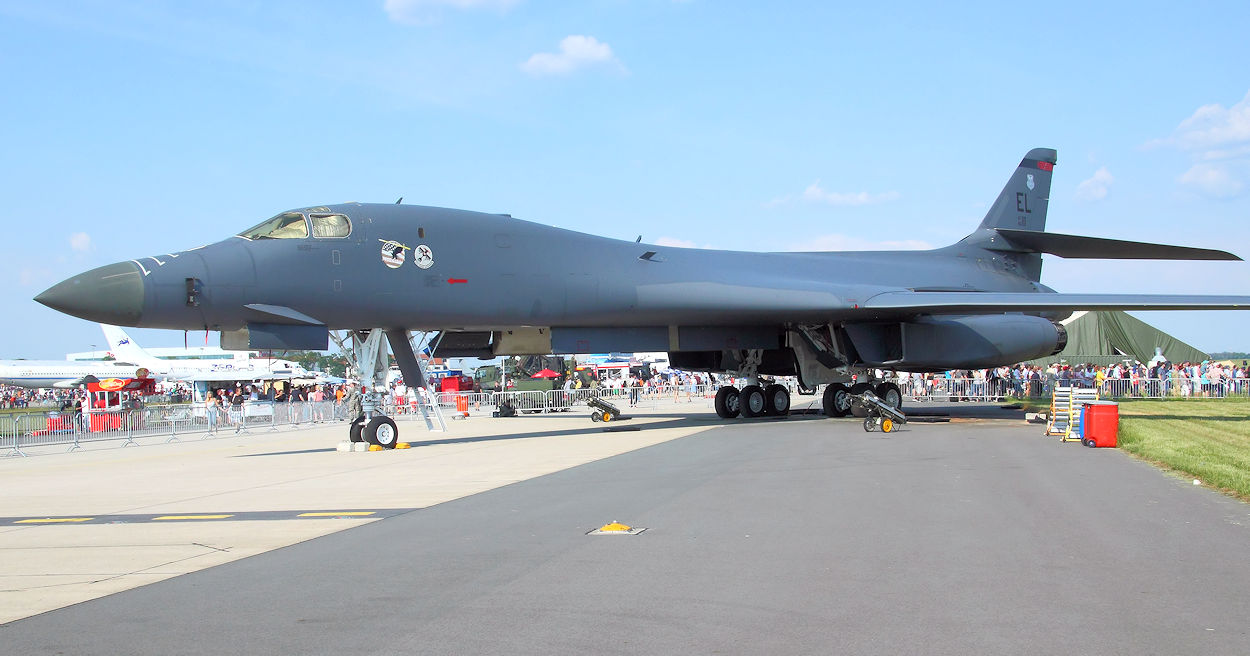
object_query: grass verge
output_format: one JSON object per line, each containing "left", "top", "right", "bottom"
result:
{"left": 1115, "top": 399, "right": 1250, "bottom": 501}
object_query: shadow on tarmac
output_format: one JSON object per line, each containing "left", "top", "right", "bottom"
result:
{"left": 233, "top": 402, "right": 1027, "bottom": 457}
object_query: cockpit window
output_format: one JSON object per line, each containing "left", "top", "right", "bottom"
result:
{"left": 238, "top": 212, "right": 309, "bottom": 240}
{"left": 309, "top": 213, "right": 352, "bottom": 238}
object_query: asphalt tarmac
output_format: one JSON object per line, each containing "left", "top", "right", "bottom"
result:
{"left": 4, "top": 410, "right": 1250, "bottom": 655}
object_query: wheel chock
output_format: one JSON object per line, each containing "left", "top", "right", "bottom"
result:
{"left": 395, "top": 442, "right": 412, "bottom": 449}
{"left": 368, "top": 445, "right": 385, "bottom": 452}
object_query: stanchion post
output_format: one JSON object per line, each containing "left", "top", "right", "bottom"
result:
{"left": 121, "top": 410, "right": 138, "bottom": 448}
{"left": 68, "top": 410, "right": 83, "bottom": 453}
{"left": 6, "top": 414, "right": 29, "bottom": 458}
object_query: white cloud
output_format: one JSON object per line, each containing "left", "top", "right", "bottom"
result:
{"left": 1075, "top": 166, "right": 1113, "bottom": 202}
{"left": 1149, "top": 89, "right": 1250, "bottom": 199}
{"left": 1172, "top": 89, "right": 1250, "bottom": 151}
{"left": 383, "top": 0, "right": 519, "bottom": 24}
{"left": 786, "top": 234, "right": 932, "bottom": 252}
{"left": 1200, "top": 144, "right": 1250, "bottom": 161}
{"left": 521, "top": 35, "right": 622, "bottom": 76}
{"left": 69, "top": 232, "right": 92, "bottom": 252}
{"left": 800, "top": 181, "right": 900, "bottom": 206}
{"left": 1178, "top": 163, "right": 1243, "bottom": 198}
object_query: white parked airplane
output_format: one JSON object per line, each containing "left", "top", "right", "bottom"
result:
{"left": 100, "top": 325, "right": 309, "bottom": 382}
{"left": 0, "top": 358, "right": 149, "bottom": 389}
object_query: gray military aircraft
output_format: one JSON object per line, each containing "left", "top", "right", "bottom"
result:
{"left": 35, "top": 148, "right": 1250, "bottom": 445}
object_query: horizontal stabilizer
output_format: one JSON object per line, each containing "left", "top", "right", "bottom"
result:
{"left": 990, "top": 229, "right": 1241, "bottom": 260}
{"left": 866, "top": 291, "right": 1250, "bottom": 315}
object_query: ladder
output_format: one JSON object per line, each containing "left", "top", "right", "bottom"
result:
{"left": 1046, "top": 385, "right": 1099, "bottom": 441}
{"left": 1063, "top": 387, "right": 1100, "bottom": 442}
{"left": 412, "top": 353, "right": 446, "bottom": 433}
{"left": 1045, "top": 386, "right": 1074, "bottom": 437}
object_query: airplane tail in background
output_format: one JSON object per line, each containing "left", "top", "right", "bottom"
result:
{"left": 101, "top": 324, "right": 162, "bottom": 370}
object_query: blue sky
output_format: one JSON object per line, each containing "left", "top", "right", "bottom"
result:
{"left": 1, "top": 0, "right": 1248, "bottom": 359}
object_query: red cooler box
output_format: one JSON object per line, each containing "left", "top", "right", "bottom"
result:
{"left": 1082, "top": 401, "right": 1119, "bottom": 448}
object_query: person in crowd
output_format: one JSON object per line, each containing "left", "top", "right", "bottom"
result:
{"left": 205, "top": 390, "right": 221, "bottom": 432}
{"left": 345, "top": 382, "right": 363, "bottom": 424}
{"left": 230, "top": 386, "right": 246, "bottom": 432}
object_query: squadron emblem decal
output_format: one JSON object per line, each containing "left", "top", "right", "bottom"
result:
{"left": 1026, "top": 173, "right": 1035, "bottom": 191}
{"left": 414, "top": 244, "right": 434, "bottom": 269}
{"left": 380, "top": 240, "right": 406, "bottom": 269}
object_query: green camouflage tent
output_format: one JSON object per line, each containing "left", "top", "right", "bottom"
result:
{"left": 1026, "top": 311, "right": 1209, "bottom": 367}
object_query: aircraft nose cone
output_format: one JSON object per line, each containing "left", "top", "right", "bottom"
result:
{"left": 35, "top": 261, "right": 145, "bottom": 326}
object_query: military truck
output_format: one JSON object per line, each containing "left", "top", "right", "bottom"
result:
{"left": 473, "top": 355, "right": 574, "bottom": 393}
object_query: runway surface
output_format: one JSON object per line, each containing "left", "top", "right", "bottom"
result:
{"left": 4, "top": 412, "right": 1250, "bottom": 654}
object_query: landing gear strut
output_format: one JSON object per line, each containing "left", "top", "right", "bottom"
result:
{"left": 331, "top": 328, "right": 432, "bottom": 449}
{"left": 711, "top": 349, "right": 792, "bottom": 420}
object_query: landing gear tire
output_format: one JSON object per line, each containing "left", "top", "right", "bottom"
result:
{"left": 823, "top": 383, "right": 852, "bottom": 417}
{"left": 739, "top": 385, "right": 766, "bottom": 418}
{"left": 875, "top": 382, "right": 903, "bottom": 411}
{"left": 764, "top": 384, "right": 790, "bottom": 416}
{"left": 364, "top": 416, "right": 399, "bottom": 448}
{"left": 714, "top": 386, "right": 741, "bottom": 419}
{"left": 349, "top": 416, "right": 365, "bottom": 443}
{"left": 849, "top": 383, "right": 873, "bottom": 417}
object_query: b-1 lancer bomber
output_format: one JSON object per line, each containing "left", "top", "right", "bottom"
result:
{"left": 36, "top": 148, "right": 1250, "bottom": 446}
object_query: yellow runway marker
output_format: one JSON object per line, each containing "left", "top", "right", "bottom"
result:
{"left": 297, "top": 512, "right": 376, "bottom": 517}
{"left": 16, "top": 517, "right": 94, "bottom": 524}
{"left": 153, "top": 515, "right": 234, "bottom": 521}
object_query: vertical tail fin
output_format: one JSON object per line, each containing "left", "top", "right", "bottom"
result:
{"left": 101, "top": 324, "right": 161, "bottom": 370}
{"left": 968, "top": 148, "right": 1058, "bottom": 282}
{"left": 978, "top": 147, "right": 1057, "bottom": 232}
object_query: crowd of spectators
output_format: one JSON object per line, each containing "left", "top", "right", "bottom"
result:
{"left": 899, "top": 359, "right": 1250, "bottom": 399}
{"left": 1, "top": 386, "right": 73, "bottom": 409}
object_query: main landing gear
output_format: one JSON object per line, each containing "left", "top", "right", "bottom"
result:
{"left": 823, "top": 381, "right": 903, "bottom": 417}
{"left": 714, "top": 384, "right": 791, "bottom": 419}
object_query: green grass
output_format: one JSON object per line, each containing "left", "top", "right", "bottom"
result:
{"left": 1005, "top": 396, "right": 1049, "bottom": 413}
{"left": 1115, "top": 399, "right": 1250, "bottom": 501}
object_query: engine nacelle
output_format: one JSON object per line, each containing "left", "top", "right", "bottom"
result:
{"left": 844, "top": 314, "right": 1066, "bottom": 372}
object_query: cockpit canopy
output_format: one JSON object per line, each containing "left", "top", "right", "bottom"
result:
{"left": 238, "top": 211, "right": 352, "bottom": 240}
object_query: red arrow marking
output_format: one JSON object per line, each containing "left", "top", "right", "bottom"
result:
{"left": 447, "top": 278, "right": 468, "bottom": 285}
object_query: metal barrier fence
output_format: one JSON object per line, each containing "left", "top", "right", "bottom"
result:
{"left": 0, "top": 400, "right": 349, "bottom": 457}
{"left": 899, "top": 376, "right": 1250, "bottom": 402}
{"left": 7, "top": 377, "right": 1247, "bottom": 456}
{"left": 432, "top": 385, "right": 721, "bottom": 417}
